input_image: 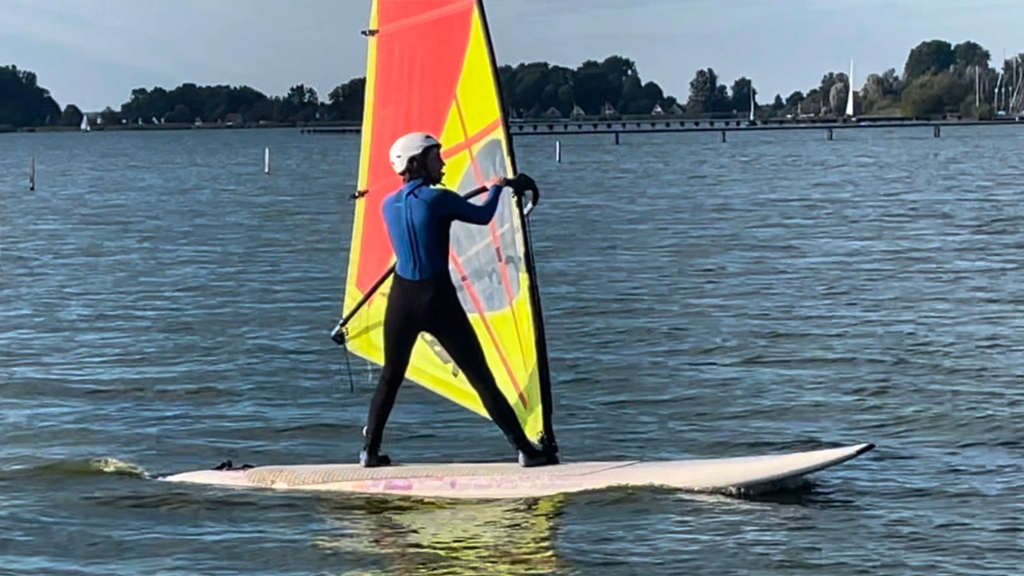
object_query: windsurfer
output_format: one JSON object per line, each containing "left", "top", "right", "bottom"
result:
{"left": 359, "top": 131, "right": 559, "bottom": 469}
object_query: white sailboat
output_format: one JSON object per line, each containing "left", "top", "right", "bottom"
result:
{"left": 80, "top": 114, "right": 90, "bottom": 132}
{"left": 845, "top": 60, "right": 855, "bottom": 118}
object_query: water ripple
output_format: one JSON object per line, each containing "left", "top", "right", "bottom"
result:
{"left": 1, "top": 127, "right": 1023, "bottom": 574}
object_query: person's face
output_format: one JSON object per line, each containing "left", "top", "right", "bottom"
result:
{"left": 422, "top": 146, "right": 445, "bottom": 184}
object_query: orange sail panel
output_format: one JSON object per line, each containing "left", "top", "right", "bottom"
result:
{"left": 342, "top": 0, "right": 547, "bottom": 442}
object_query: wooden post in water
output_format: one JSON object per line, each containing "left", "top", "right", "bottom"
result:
{"left": 614, "top": 132, "right": 620, "bottom": 145}
{"left": 934, "top": 125, "right": 941, "bottom": 138}
{"left": 264, "top": 147, "right": 270, "bottom": 175}
{"left": 827, "top": 128, "right": 834, "bottom": 141}
{"left": 721, "top": 131, "right": 726, "bottom": 143}
{"left": 29, "top": 157, "right": 35, "bottom": 191}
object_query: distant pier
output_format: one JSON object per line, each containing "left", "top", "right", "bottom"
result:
{"left": 300, "top": 115, "right": 1022, "bottom": 139}
{"left": 504, "top": 116, "right": 1021, "bottom": 136}
{"left": 300, "top": 125, "right": 360, "bottom": 135}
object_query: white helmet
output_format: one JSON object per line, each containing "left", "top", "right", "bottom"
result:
{"left": 389, "top": 132, "right": 441, "bottom": 175}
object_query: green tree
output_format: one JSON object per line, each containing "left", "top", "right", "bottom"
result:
{"left": 121, "top": 84, "right": 270, "bottom": 124}
{"left": 953, "top": 41, "right": 990, "bottom": 71}
{"left": 901, "top": 72, "right": 967, "bottom": 116}
{"left": 730, "top": 77, "right": 756, "bottom": 113}
{"left": 556, "top": 84, "right": 575, "bottom": 116}
{"left": 638, "top": 81, "right": 664, "bottom": 113}
{"left": 574, "top": 66, "right": 610, "bottom": 115}
{"left": 0, "top": 65, "right": 61, "bottom": 127}
{"left": 816, "top": 72, "right": 848, "bottom": 115}
{"left": 601, "top": 55, "right": 637, "bottom": 111}
{"left": 99, "top": 106, "right": 121, "bottom": 126}
{"left": 686, "top": 68, "right": 730, "bottom": 117}
{"left": 801, "top": 88, "right": 823, "bottom": 115}
{"left": 495, "top": 56, "right": 676, "bottom": 118}
{"left": 506, "top": 62, "right": 551, "bottom": 115}
{"left": 166, "top": 104, "right": 193, "bottom": 123}
{"left": 618, "top": 75, "right": 642, "bottom": 113}
{"left": 280, "top": 84, "right": 318, "bottom": 121}
{"left": 327, "top": 77, "right": 365, "bottom": 121}
{"left": 880, "top": 68, "right": 903, "bottom": 96}
{"left": 904, "top": 40, "right": 956, "bottom": 81}
{"left": 831, "top": 81, "right": 851, "bottom": 116}
{"left": 60, "top": 104, "right": 84, "bottom": 127}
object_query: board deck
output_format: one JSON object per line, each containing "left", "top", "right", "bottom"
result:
{"left": 161, "top": 443, "right": 874, "bottom": 499}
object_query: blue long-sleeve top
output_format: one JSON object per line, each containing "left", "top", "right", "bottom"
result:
{"left": 382, "top": 178, "right": 504, "bottom": 281}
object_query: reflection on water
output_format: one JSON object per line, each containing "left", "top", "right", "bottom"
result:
{"left": 312, "top": 496, "right": 564, "bottom": 575}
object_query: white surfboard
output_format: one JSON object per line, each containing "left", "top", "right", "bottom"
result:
{"left": 161, "top": 443, "right": 874, "bottom": 499}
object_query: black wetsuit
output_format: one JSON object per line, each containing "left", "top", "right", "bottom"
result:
{"left": 364, "top": 179, "right": 544, "bottom": 459}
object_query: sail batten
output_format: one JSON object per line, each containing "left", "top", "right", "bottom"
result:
{"left": 340, "top": 0, "right": 552, "bottom": 443}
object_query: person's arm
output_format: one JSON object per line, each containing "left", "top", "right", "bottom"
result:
{"left": 441, "top": 181, "right": 505, "bottom": 224}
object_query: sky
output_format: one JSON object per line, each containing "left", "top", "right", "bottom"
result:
{"left": 3, "top": 0, "right": 1024, "bottom": 112}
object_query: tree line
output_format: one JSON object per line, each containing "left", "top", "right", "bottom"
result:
{"left": 766, "top": 40, "right": 1012, "bottom": 120}
{"left": 1, "top": 39, "right": 1021, "bottom": 129}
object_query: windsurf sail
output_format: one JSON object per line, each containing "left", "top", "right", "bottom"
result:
{"left": 334, "top": 0, "right": 555, "bottom": 446}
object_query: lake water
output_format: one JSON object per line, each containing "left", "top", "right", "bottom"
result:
{"left": 1, "top": 125, "right": 1022, "bottom": 575}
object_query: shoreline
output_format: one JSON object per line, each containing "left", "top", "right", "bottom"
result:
{"left": 0, "top": 121, "right": 303, "bottom": 134}
{"left": 4, "top": 114, "right": 1021, "bottom": 135}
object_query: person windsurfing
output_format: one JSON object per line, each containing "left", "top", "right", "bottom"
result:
{"left": 359, "top": 131, "right": 559, "bottom": 469}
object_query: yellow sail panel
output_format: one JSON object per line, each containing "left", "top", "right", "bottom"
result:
{"left": 342, "top": 0, "right": 381, "bottom": 338}
{"left": 453, "top": 10, "right": 504, "bottom": 140}
{"left": 342, "top": 0, "right": 546, "bottom": 444}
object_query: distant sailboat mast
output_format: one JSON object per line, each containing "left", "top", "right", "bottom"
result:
{"left": 995, "top": 70, "right": 1004, "bottom": 114}
{"left": 845, "top": 60, "right": 855, "bottom": 117}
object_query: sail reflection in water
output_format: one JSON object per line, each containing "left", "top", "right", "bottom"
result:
{"left": 312, "top": 496, "right": 564, "bottom": 575}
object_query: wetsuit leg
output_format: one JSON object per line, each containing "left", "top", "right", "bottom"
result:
{"left": 425, "top": 280, "right": 542, "bottom": 455}
{"left": 364, "top": 277, "right": 422, "bottom": 453}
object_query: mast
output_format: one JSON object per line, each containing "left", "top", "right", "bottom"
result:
{"left": 846, "top": 60, "right": 855, "bottom": 117}
{"left": 477, "top": 0, "right": 556, "bottom": 448}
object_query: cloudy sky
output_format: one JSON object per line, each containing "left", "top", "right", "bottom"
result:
{"left": 2, "top": 0, "right": 1023, "bottom": 111}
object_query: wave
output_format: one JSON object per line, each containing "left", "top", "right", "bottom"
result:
{"left": 1, "top": 457, "right": 151, "bottom": 480}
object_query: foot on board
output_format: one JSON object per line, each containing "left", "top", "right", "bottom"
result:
{"left": 359, "top": 449, "right": 392, "bottom": 468}
{"left": 212, "top": 460, "right": 254, "bottom": 471}
{"left": 540, "top": 436, "right": 559, "bottom": 458}
{"left": 518, "top": 448, "right": 559, "bottom": 467}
